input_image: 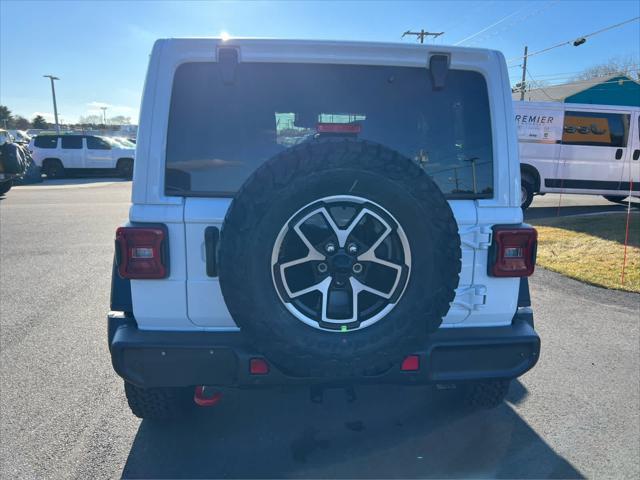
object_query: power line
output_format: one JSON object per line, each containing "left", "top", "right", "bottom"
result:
{"left": 464, "top": 0, "right": 560, "bottom": 47}
{"left": 521, "top": 71, "right": 640, "bottom": 100}
{"left": 507, "top": 16, "right": 640, "bottom": 65}
{"left": 525, "top": 68, "right": 558, "bottom": 101}
{"left": 524, "top": 63, "right": 640, "bottom": 79}
{"left": 438, "top": 1, "right": 495, "bottom": 35}
{"left": 454, "top": 4, "right": 529, "bottom": 46}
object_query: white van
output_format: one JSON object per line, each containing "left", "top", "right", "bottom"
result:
{"left": 514, "top": 101, "right": 640, "bottom": 208}
{"left": 29, "top": 134, "right": 136, "bottom": 178}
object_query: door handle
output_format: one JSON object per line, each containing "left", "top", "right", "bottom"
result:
{"left": 633, "top": 149, "right": 640, "bottom": 161}
{"left": 204, "top": 226, "right": 219, "bottom": 277}
{"left": 615, "top": 148, "right": 623, "bottom": 160}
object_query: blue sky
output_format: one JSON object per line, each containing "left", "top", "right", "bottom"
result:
{"left": 1, "top": 0, "right": 639, "bottom": 123}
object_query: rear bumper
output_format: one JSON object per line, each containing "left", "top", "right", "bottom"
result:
{"left": 109, "top": 310, "right": 540, "bottom": 389}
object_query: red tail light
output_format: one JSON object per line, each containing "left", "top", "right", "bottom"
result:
{"left": 115, "top": 226, "right": 168, "bottom": 279}
{"left": 316, "top": 123, "right": 362, "bottom": 134}
{"left": 489, "top": 227, "right": 537, "bottom": 277}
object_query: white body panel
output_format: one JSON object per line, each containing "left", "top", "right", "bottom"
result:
{"left": 514, "top": 101, "right": 640, "bottom": 197}
{"left": 130, "top": 38, "right": 523, "bottom": 331}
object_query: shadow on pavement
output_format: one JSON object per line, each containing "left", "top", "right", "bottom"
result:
{"left": 15, "top": 177, "right": 128, "bottom": 188}
{"left": 122, "top": 381, "right": 582, "bottom": 479}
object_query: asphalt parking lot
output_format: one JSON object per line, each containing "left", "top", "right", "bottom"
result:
{"left": 1, "top": 181, "right": 638, "bottom": 479}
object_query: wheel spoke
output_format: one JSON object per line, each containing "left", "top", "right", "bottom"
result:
{"left": 292, "top": 221, "right": 326, "bottom": 260}
{"left": 319, "top": 207, "right": 367, "bottom": 247}
{"left": 322, "top": 280, "right": 357, "bottom": 324}
{"left": 289, "top": 276, "right": 331, "bottom": 299}
{"left": 358, "top": 249, "right": 403, "bottom": 272}
{"left": 350, "top": 277, "right": 395, "bottom": 300}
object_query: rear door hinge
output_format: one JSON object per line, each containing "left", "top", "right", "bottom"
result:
{"left": 460, "top": 225, "right": 492, "bottom": 250}
{"left": 452, "top": 285, "right": 487, "bottom": 311}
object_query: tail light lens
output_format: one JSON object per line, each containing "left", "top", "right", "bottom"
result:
{"left": 115, "top": 226, "right": 168, "bottom": 279}
{"left": 489, "top": 227, "right": 537, "bottom": 277}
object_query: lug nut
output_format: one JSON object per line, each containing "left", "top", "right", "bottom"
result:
{"left": 348, "top": 243, "right": 358, "bottom": 255}
{"left": 325, "top": 243, "right": 336, "bottom": 254}
{"left": 352, "top": 263, "right": 363, "bottom": 274}
{"left": 317, "top": 263, "right": 328, "bottom": 273}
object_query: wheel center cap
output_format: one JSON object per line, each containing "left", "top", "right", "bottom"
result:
{"left": 330, "top": 252, "right": 354, "bottom": 272}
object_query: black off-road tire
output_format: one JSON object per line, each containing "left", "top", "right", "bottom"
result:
{"left": 464, "top": 380, "right": 511, "bottom": 409}
{"left": 43, "top": 159, "right": 65, "bottom": 179}
{"left": 521, "top": 178, "right": 535, "bottom": 210}
{"left": 218, "top": 139, "right": 461, "bottom": 377}
{"left": 124, "top": 382, "right": 194, "bottom": 421}
{"left": 117, "top": 158, "right": 134, "bottom": 179}
{"left": 0, "top": 180, "right": 12, "bottom": 196}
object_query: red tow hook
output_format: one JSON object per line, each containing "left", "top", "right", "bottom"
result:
{"left": 194, "top": 386, "right": 223, "bottom": 407}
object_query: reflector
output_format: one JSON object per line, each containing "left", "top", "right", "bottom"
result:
{"left": 401, "top": 355, "right": 420, "bottom": 371}
{"left": 250, "top": 358, "right": 270, "bottom": 375}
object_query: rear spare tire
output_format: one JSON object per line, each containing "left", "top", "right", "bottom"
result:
{"left": 218, "top": 139, "right": 461, "bottom": 377}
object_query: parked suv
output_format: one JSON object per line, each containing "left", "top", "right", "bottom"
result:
{"left": 109, "top": 39, "right": 540, "bottom": 420}
{"left": 29, "top": 134, "right": 135, "bottom": 178}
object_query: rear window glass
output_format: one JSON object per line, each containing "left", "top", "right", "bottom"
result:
{"left": 166, "top": 62, "right": 494, "bottom": 198}
{"left": 34, "top": 136, "right": 58, "bottom": 149}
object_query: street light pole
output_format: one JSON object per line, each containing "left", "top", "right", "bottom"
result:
{"left": 100, "top": 106, "right": 107, "bottom": 126}
{"left": 43, "top": 75, "right": 60, "bottom": 133}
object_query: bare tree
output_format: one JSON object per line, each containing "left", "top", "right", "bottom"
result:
{"left": 109, "top": 115, "right": 131, "bottom": 125}
{"left": 571, "top": 55, "right": 640, "bottom": 81}
{"left": 78, "top": 114, "right": 104, "bottom": 125}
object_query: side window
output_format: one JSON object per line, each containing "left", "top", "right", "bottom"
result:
{"left": 34, "top": 136, "right": 58, "bottom": 149}
{"left": 61, "top": 136, "right": 83, "bottom": 149}
{"left": 562, "top": 111, "right": 630, "bottom": 147}
{"left": 86, "top": 136, "right": 111, "bottom": 150}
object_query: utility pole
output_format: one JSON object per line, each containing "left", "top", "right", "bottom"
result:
{"left": 402, "top": 29, "right": 444, "bottom": 44}
{"left": 519, "top": 45, "right": 528, "bottom": 101}
{"left": 43, "top": 75, "right": 60, "bottom": 133}
{"left": 100, "top": 106, "right": 108, "bottom": 126}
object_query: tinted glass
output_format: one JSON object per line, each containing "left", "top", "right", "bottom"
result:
{"left": 34, "top": 136, "right": 58, "bottom": 149}
{"left": 562, "top": 111, "right": 630, "bottom": 147}
{"left": 166, "top": 62, "right": 494, "bottom": 198}
{"left": 61, "top": 136, "right": 83, "bottom": 149}
{"left": 86, "top": 136, "right": 111, "bottom": 150}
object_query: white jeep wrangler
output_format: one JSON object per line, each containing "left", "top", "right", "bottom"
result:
{"left": 109, "top": 38, "right": 540, "bottom": 420}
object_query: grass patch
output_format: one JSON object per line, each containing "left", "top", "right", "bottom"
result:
{"left": 530, "top": 212, "right": 639, "bottom": 293}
